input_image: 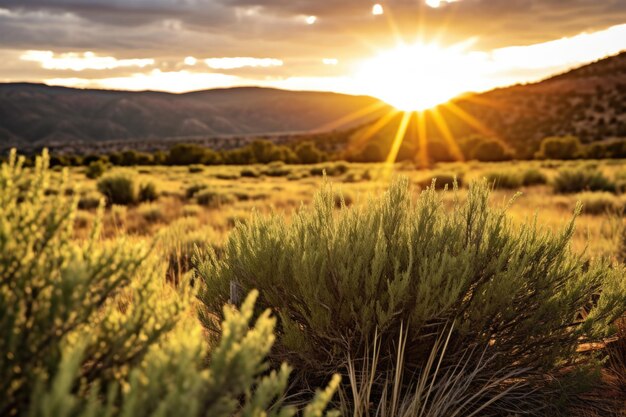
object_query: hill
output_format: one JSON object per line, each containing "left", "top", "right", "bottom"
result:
{"left": 1, "top": 51, "right": 625, "bottom": 157}
{"left": 0, "top": 84, "right": 389, "bottom": 150}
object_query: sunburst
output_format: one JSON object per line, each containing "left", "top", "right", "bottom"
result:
{"left": 311, "top": 1, "right": 507, "bottom": 176}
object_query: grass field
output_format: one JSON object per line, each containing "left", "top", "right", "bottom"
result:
{"left": 6, "top": 153, "right": 626, "bottom": 417}
{"left": 66, "top": 159, "right": 626, "bottom": 261}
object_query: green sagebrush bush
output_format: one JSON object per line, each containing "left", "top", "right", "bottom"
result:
{"left": 29, "top": 291, "right": 340, "bottom": 417}
{"left": 196, "top": 177, "right": 626, "bottom": 408}
{"left": 576, "top": 192, "right": 624, "bottom": 215}
{"left": 97, "top": 171, "right": 137, "bottom": 205}
{"left": 553, "top": 166, "right": 616, "bottom": 194}
{"left": 485, "top": 168, "right": 548, "bottom": 190}
{"left": 1, "top": 150, "right": 339, "bottom": 417}
{"left": 85, "top": 160, "right": 107, "bottom": 179}
{"left": 416, "top": 173, "right": 463, "bottom": 190}
{"left": 138, "top": 181, "right": 159, "bottom": 203}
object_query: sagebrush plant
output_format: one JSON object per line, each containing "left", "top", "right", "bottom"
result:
{"left": 1, "top": 150, "right": 339, "bottom": 417}
{"left": 138, "top": 181, "right": 159, "bottom": 202}
{"left": 85, "top": 160, "right": 107, "bottom": 179}
{"left": 97, "top": 171, "right": 137, "bottom": 205}
{"left": 552, "top": 167, "right": 616, "bottom": 194}
{"left": 196, "top": 177, "right": 626, "bottom": 412}
{"left": 485, "top": 168, "right": 546, "bottom": 189}
{"left": 0, "top": 150, "right": 181, "bottom": 414}
{"left": 485, "top": 170, "right": 523, "bottom": 189}
{"left": 576, "top": 192, "right": 623, "bottom": 215}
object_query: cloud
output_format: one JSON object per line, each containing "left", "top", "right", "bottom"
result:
{"left": 204, "top": 57, "right": 283, "bottom": 70}
{"left": 0, "top": 0, "right": 625, "bottom": 97}
{"left": 21, "top": 50, "right": 154, "bottom": 71}
{"left": 45, "top": 69, "right": 241, "bottom": 93}
{"left": 2, "top": 1, "right": 626, "bottom": 46}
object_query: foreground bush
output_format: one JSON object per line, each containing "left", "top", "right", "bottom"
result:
{"left": 97, "top": 171, "right": 137, "bottom": 205}
{"left": 197, "top": 177, "right": 626, "bottom": 412}
{"left": 553, "top": 167, "right": 616, "bottom": 194}
{"left": 1, "top": 150, "right": 339, "bottom": 417}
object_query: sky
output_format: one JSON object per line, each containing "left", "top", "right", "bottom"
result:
{"left": 1, "top": 0, "right": 626, "bottom": 108}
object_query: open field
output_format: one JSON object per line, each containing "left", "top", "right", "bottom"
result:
{"left": 65, "top": 159, "right": 626, "bottom": 260}
{"left": 4, "top": 153, "right": 626, "bottom": 417}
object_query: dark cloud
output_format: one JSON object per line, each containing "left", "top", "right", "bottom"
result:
{"left": 1, "top": 0, "right": 625, "bottom": 46}
{"left": 0, "top": 0, "right": 624, "bottom": 87}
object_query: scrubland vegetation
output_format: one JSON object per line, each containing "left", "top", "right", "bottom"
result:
{"left": 2, "top": 149, "right": 626, "bottom": 416}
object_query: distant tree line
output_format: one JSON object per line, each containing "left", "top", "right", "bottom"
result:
{"left": 7, "top": 135, "right": 626, "bottom": 169}
{"left": 33, "top": 139, "right": 330, "bottom": 168}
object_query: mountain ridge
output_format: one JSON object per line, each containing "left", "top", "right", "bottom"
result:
{"left": 1, "top": 51, "right": 625, "bottom": 156}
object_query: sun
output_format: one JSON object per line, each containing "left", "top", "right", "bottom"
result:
{"left": 355, "top": 42, "right": 484, "bottom": 111}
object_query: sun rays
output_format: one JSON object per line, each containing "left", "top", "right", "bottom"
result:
{"left": 316, "top": 98, "right": 500, "bottom": 176}
{"left": 310, "top": 1, "right": 508, "bottom": 177}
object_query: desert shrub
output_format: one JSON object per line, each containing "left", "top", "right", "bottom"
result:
{"left": 287, "top": 172, "right": 302, "bottom": 181}
{"left": 0, "top": 150, "right": 182, "bottom": 415}
{"left": 197, "top": 178, "right": 626, "bottom": 411}
{"left": 85, "top": 160, "right": 107, "bottom": 179}
{"left": 196, "top": 189, "right": 236, "bottom": 208}
{"left": 215, "top": 172, "right": 241, "bottom": 180}
{"left": 326, "top": 161, "right": 349, "bottom": 176}
{"left": 1, "top": 150, "right": 339, "bottom": 417}
{"left": 470, "top": 139, "right": 514, "bottom": 161}
{"left": 417, "top": 173, "right": 462, "bottom": 190}
{"left": 577, "top": 192, "right": 622, "bottom": 215}
{"left": 536, "top": 136, "right": 583, "bottom": 160}
{"left": 77, "top": 191, "right": 102, "bottom": 210}
{"left": 138, "top": 181, "right": 159, "bottom": 202}
{"left": 343, "top": 172, "right": 359, "bottom": 183}
{"left": 137, "top": 202, "right": 165, "bottom": 223}
{"left": 240, "top": 167, "right": 261, "bottom": 178}
{"left": 310, "top": 166, "right": 326, "bottom": 176}
{"left": 188, "top": 164, "right": 204, "bottom": 173}
{"left": 265, "top": 161, "right": 291, "bottom": 177}
{"left": 185, "top": 183, "right": 208, "bottom": 199}
{"left": 485, "top": 170, "right": 523, "bottom": 189}
{"left": 522, "top": 168, "right": 548, "bottom": 186}
{"left": 182, "top": 204, "right": 202, "bottom": 217}
{"left": 97, "top": 171, "right": 137, "bottom": 205}
{"left": 82, "top": 154, "right": 108, "bottom": 165}
{"left": 553, "top": 167, "right": 616, "bottom": 194}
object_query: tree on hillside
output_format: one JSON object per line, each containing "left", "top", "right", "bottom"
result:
{"left": 535, "top": 136, "right": 583, "bottom": 160}
{"left": 471, "top": 138, "right": 514, "bottom": 161}
{"left": 295, "top": 141, "right": 327, "bottom": 164}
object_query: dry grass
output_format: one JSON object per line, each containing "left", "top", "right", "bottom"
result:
{"left": 62, "top": 159, "right": 626, "bottom": 262}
